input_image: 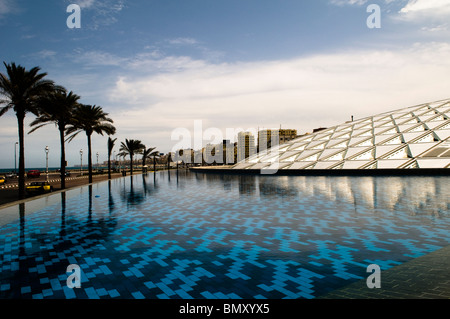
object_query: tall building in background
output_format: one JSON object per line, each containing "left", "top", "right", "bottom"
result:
{"left": 257, "top": 129, "right": 298, "bottom": 152}
{"left": 223, "top": 139, "right": 235, "bottom": 164}
{"left": 237, "top": 132, "right": 256, "bottom": 162}
{"left": 232, "top": 99, "right": 450, "bottom": 171}
{"left": 204, "top": 140, "right": 235, "bottom": 165}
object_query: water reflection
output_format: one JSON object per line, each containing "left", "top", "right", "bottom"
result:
{"left": 1, "top": 171, "right": 450, "bottom": 299}
{"left": 5, "top": 173, "right": 450, "bottom": 253}
{"left": 13, "top": 183, "right": 120, "bottom": 263}
{"left": 259, "top": 175, "right": 450, "bottom": 217}
{"left": 120, "top": 176, "right": 145, "bottom": 207}
{"left": 192, "top": 172, "right": 449, "bottom": 218}
{"left": 19, "top": 203, "right": 25, "bottom": 257}
{"left": 118, "top": 173, "right": 164, "bottom": 207}
{"left": 238, "top": 175, "right": 256, "bottom": 195}
{"left": 60, "top": 192, "right": 66, "bottom": 238}
{"left": 108, "top": 180, "right": 115, "bottom": 214}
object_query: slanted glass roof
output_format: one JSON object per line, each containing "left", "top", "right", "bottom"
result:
{"left": 233, "top": 99, "right": 450, "bottom": 170}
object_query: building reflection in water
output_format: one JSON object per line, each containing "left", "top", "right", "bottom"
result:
{"left": 245, "top": 175, "right": 449, "bottom": 218}
{"left": 191, "top": 173, "right": 449, "bottom": 218}
{"left": 1, "top": 170, "right": 449, "bottom": 299}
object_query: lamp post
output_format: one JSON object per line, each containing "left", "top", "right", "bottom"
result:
{"left": 45, "top": 146, "right": 49, "bottom": 182}
{"left": 96, "top": 152, "right": 99, "bottom": 169}
{"left": 80, "top": 149, "right": 83, "bottom": 176}
{"left": 14, "top": 142, "right": 18, "bottom": 174}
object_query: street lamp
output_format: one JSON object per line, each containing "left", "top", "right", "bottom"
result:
{"left": 14, "top": 142, "right": 18, "bottom": 174}
{"left": 80, "top": 149, "right": 83, "bottom": 176}
{"left": 45, "top": 146, "right": 49, "bottom": 182}
{"left": 96, "top": 152, "right": 99, "bottom": 169}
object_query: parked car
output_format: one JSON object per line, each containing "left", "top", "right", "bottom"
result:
{"left": 26, "top": 181, "right": 53, "bottom": 194}
{"left": 27, "top": 170, "right": 41, "bottom": 178}
{"left": 5, "top": 172, "right": 17, "bottom": 179}
{"left": 0, "top": 176, "right": 6, "bottom": 185}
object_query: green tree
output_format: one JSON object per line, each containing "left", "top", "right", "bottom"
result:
{"left": 142, "top": 146, "right": 159, "bottom": 172}
{"left": 0, "top": 62, "right": 56, "bottom": 199}
{"left": 107, "top": 136, "right": 117, "bottom": 179}
{"left": 29, "top": 88, "right": 80, "bottom": 190}
{"left": 66, "top": 104, "right": 116, "bottom": 184}
{"left": 119, "top": 139, "right": 144, "bottom": 176}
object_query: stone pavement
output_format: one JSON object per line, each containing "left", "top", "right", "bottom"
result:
{"left": 319, "top": 244, "right": 450, "bottom": 299}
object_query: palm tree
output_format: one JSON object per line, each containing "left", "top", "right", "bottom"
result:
{"left": 0, "top": 62, "right": 56, "bottom": 199}
{"left": 66, "top": 104, "right": 116, "bottom": 184}
{"left": 29, "top": 88, "right": 80, "bottom": 190}
{"left": 167, "top": 152, "right": 172, "bottom": 170}
{"left": 142, "top": 146, "right": 159, "bottom": 172}
{"left": 107, "top": 136, "right": 117, "bottom": 179}
{"left": 118, "top": 139, "right": 144, "bottom": 176}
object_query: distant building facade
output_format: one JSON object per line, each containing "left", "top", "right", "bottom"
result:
{"left": 204, "top": 140, "right": 235, "bottom": 165}
{"left": 237, "top": 132, "right": 256, "bottom": 162}
{"left": 257, "top": 129, "right": 298, "bottom": 152}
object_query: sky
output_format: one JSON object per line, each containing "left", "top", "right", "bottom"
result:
{"left": 1, "top": 0, "right": 450, "bottom": 168}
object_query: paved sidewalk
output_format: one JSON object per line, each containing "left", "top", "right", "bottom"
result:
{"left": 319, "top": 244, "right": 450, "bottom": 299}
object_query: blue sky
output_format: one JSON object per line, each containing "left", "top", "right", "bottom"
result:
{"left": 1, "top": 0, "right": 450, "bottom": 168}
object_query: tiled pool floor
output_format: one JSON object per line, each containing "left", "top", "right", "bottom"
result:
{"left": 1, "top": 171, "right": 449, "bottom": 299}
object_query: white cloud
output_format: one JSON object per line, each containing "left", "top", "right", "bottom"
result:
{"left": 0, "top": 0, "right": 12, "bottom": 13}
{"left": 3, "top": 42, "right": 450, "bottom": 166}
{"left": 400, "top": 0, "right": 450, "bottom": 13}
{"left": 71, "top": 49, "right": 127, "bottom": 66}
{"left": 330, "top": 0, "right": 369, "bottom": 6}
{"left": 103, "top": 42, "right": 450, "bottom": 153}
{"left": 167, "top": 37, "right": 199, "bottom": 46}
{"left": 76, "top": 0, "right": 96, "bottom": 9}
{"left": 35, "top": 50, "right": 57, "bottom": 59}
{"left": 0, "top": 0, "right": 17, "bottom": 19}
{"left": 72, "top": 0, "right": 124, "bottom": 11}
{"left": 421, "top": 24, "right": 448, "bottom": 32}
{"left": 399, "top": 0, "right": 450, "bottom": 19}
{"left": 329, "top": 0, "right": 399, "bottom": 6}
{"left": 68, "top": 0, "right": 125, "bottom": 29}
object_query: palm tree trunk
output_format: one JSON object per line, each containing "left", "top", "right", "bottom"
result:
{"left": 108, "top": 155, "right": 111, "bottom": 179}
{"left": 17, "top": 113, "right": 25, "bottom": 200}
{"left": 59, "top": 125, "right": 66, "bottom": 190}
{"left": 87, "top": 133, "right": 93, "bottom": 184}
{"left": 130, "top": 154, "right": 133, "bottom": 175}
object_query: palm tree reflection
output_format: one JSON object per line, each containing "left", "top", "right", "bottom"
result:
{"left": 120, "top": 176, "right": 145, "bottom": 207}
{"left": 60, "top": 192, "right": 66, "bottom": 237}
{"left": 19, "top": 203, "right": 25, "bottom": 257}
{"left": 108, "top": 180, "right": 115, "bottom": 215}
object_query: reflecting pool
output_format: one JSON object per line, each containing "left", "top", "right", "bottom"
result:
{"left": 0, "top": 170, "right": 449, "bottom": 299}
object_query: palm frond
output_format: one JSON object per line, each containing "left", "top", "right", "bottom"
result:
{"left": 65, "top": 130, "right": 81, "bottom": 143}
{"left": 108, "top": 137, "right": 117, "bottom": 157}
{"left": 28, "top": 122, "right": 50, "bottom": 134}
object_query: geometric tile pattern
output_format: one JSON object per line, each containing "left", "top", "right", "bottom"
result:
{"left": 1, "top": 172, "right": 450, "bottom": 299}
{"left": 233, "top": 99, "right": 450, "bottom": 170}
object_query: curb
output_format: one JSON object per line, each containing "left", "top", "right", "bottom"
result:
{"left": 0, "top": 176, "right": 89, "bottom": 189}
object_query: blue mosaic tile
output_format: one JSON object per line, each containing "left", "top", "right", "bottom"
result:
{"left": 0, "top": 173, "right": 449, "bottom": 299}
{"left": 21, "top": 286, "right": 31, "bottom": 294}
{"left": 84, "top": 287, "right": 100, "bottom": 299}
{"left": 108, "top": 289, "right": 120, "bottom": 298}
{"left": 96, "top": 288, "right": 108, "bottom": 297}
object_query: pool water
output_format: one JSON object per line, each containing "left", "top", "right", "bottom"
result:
{"left": 0, "top": 170, "right": 449, "bottom": 299}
